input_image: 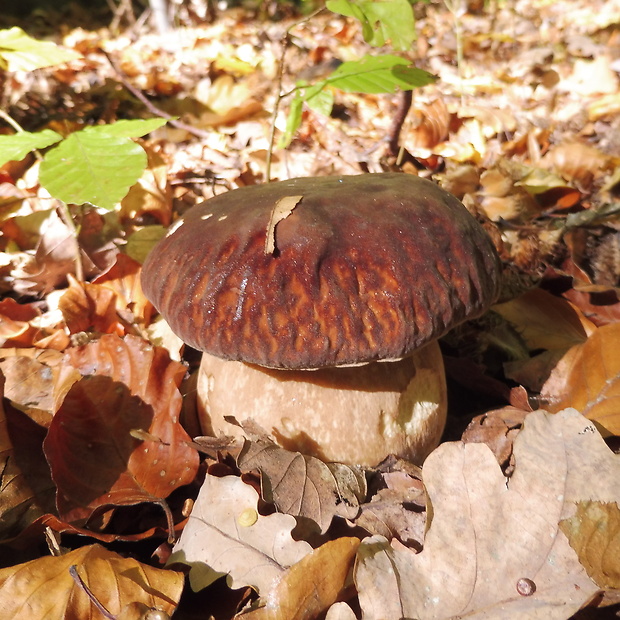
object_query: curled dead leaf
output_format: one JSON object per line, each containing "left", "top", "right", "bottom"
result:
{"left": 169, "top": 474, "right": 312, "bottom": 593}
{"left": 238, "top": 436, "right": 367, "bottom": 534}
{"left": 0, "top": 544, "right": 183, "bottom": 619}
{"left": 542, "top": 322, "right": 620, "bottom": 435}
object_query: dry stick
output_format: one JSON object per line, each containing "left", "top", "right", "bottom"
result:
{"left": 265, "top": 7, "right": 326, "bottom": 183}
{"left": 103, "top": 51, "right": 212, "bottom": 141}
{"left": 386, "top": 89, "right": 413, "bottom": 164}
{"left": 0, "top": 110, "right": 85, "bottom": 280}
{"left": 69, "top": 565, "right": 117, "bottom": 619}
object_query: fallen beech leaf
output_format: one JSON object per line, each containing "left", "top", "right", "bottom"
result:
{"left": 43, "top": 375, "right": 160, "bottom": 518}
{"left": 264, "top": 195, "right": 303, "bottom": 255}
{"left": 542, "top": 322, "right": 620, "bottom": 435}
{"left": 1, "top": 398, "right": 57, "bottom": 539}
{"left": 237, "top": 537, "right": 360, "bottom": 620}
{"left": 93, "top": 253, "right": 153, "bottom": 326}
{"left": 0, "top": 298, "right": 38, "bottom": 346}
{"left": 543, "top": 141, "right": 611, "bottom": 190}
{"left": 0, "top": 543, "right": 183, "bottom": 619}
{"left": 0, "top": 354, "right": 79, "bottom": 423}
{"left": 63, "top": 334, "right": 198, "bottom": 500}
{"left": 120, "top": 144, "right": 172, "bottom": 226}
{"left": 355, "top": 409, "right": 619, "bottom": 619}
{"left": 407, "top": 98, "right": 450, "bottom": 151}
{"left": 238, "top": 437, "right": 366, "bottom": 533}
{"left": 59, "top": 275, "right": 126, "bottom": 336}
{"left": 169, "top": 474, "right": 312, "bottom": 593}
{"left": 560, "top": 501, "right": 620, "bottom": 589}
{"left": 494, "top": 288, "right": 595, "bottom": 352}
{"left": 494, "top": 289, "right": 596, "bottom": 391}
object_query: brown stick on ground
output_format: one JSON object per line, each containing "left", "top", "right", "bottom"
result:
{"left": 385, "top": 90, "right": 417, "bottom": 167}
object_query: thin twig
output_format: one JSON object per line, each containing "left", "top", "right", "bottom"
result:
{"left": 386, "top": 90, "right": 413, "bottom": 159}
{"left": 265, "top": 7, "right": 326, "bottom": 182}
{"left": 69, "top": 565, "right": 117, "bottom": 620}
{"left": 103, "top": 51, "right": 213, "bottom": 141}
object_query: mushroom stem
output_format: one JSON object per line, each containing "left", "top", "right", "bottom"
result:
{"left": 196, "top": 340, "right": 447, "bottom": 467}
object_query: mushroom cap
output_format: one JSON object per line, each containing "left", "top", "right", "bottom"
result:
{"left": 141, "top": 173, "right": 501, "bottom": 369}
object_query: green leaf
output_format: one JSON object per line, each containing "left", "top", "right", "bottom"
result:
{"left": 278, "top": 91, "right": 305, "bottom": 149}
{"left": 0, "top": 27, "right": 81, "bottom": 71}
{"left": 91, "top": 118, "right": 170, "bottom": 139}
{"left": 304, "top": 84, "right": 335, "bottom": 117}
{"left": 0, "top": 129, "right": 62, "bottom": 166}
{"left": 39, "top": 128, "right": 147, "bottom": 210}
{"left": 322, "top": 55, "right": 436, "bottom": 94}
{"left": 326, "top": 0, "right": 416, "bottom": 51}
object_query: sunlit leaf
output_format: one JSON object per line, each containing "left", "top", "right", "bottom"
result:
{"left": 560, "top": 501, "right": 620, "bottom": 589}
{"left": 322, "top": 55, "right": 436, "bottom": 94}
{"left": 326, "top": 0, "right": 416, "bottom": 51}
{"left": 0, "top": 130, "right": 62, "bottom": 167}
{"left": 170, "top": 475, "right": 312, "bottom": 593}
{"left": 0, "top": 544, "right": 183, "bottom": 619}
{"left": 0, "top": 27, "right": 81, "bottom": 71}
{"left": 39, "top": 127, "right": 148, "bottom": 210}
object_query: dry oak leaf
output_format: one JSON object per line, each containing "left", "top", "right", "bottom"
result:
{"left": 0, "top": 543, "right": 183, "bottom": 620}
{"left": 237, "top": 537, "right": 360, "bottom": 620}
{"left": 560, "top": 500, "right": 620, "bottom": 590}
{"left": 238, "top": 436, "right": 367, "bottom": 533}
{"left": 542, "top": 322, "right": 620, "bottom": 435}
{"left": 169, "top": 474, "right": 312, "bottom": 593}
{"left": 354, "top": 409, "right": 620, "bottom": 620}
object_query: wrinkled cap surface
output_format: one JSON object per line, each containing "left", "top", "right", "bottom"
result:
{"left": 141, "top": 173, "right": 501, "bottom": 369}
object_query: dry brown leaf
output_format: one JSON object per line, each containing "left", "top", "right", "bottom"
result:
{"left": 264, "top": 195, "right": 303, "bottom": 255}
{"left": 543, "top": 141, "right": 612, "bottom": 190}
{"left": 461, "top": 406, "right": 530, "bottom": 468}
{"left": 43, "top": 375, "right": 163, "bottom": 518}
{"left": 560, "top": 501, "right": 620, "bottom": 590}
{"left": 237, "top": 537, "right": 360, "bottom": 620}
{"left": 0, "top": 543, "right": 183, "bottom": 619}
{"left": 355, "top": 409, "right": 620, "bottom": 619}
{"left": 59, "top": 275, "right": 126, "bottom": 336}
{"left": 407, "top": 98, "right": 450, "bottom": 151}
{"left": 92, "top": 253, "right": 154, "bottom": 327}
{"left": 0, "top": 353, "right": 80, "bottom": 424}
{"left": 238, "top": 437, "right": 366, "bottom": 533}
{"left": 0, "top": 299, "right": 38, "bottom": 346}
{"left": 60, "top": 334, "right": 199, "bottom": 504}
{"left": 169, "top": 474, "right": 312, "bottom": 593}
{"left": 494, "top": 289, "right": 596, "bottom": 391}
{"left": 542, "top": 322, "right": 620, "bottom": 435}
{"left": 120, "top": 145, "right": 172, "bottom": 226}
{"left": 494, "top": 288, "right": 595, "bottom": 352}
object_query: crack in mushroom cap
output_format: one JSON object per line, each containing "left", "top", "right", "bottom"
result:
{"left": 141, "top": 173, "right": 501, "bottom": 369}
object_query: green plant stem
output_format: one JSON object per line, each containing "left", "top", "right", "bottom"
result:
{"left": 0, "top": 109, "right": 23, "bottom": 133}
{"left": 444, "top": 0, "right": 465, "bottom": 101}
{"left": 265, "top": 7, "right": 326, "bottom": 182}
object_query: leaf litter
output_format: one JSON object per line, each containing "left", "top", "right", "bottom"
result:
{"left": 1, "top": 0, "right": 620, "bottom": 617}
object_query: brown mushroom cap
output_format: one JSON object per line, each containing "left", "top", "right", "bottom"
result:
{"left": 141, "top": 173, "right": 501, "bottom": 369}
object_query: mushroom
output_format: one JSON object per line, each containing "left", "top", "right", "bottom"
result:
{"left": 141, "top": 173, "right": 501, "bottom": 466}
